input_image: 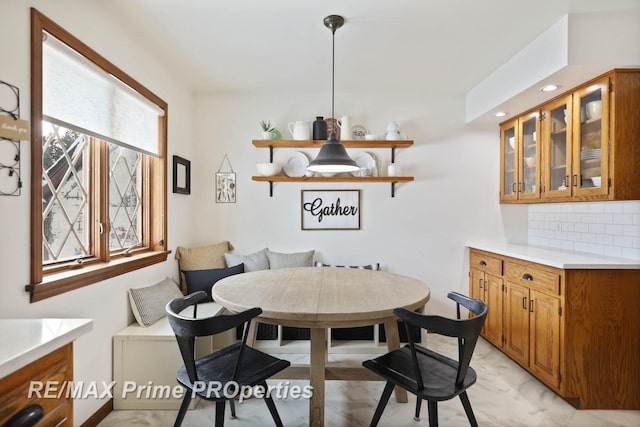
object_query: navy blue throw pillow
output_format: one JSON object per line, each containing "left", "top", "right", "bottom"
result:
{"left": 182, "top": 263, "right": 244, "bottom": 302}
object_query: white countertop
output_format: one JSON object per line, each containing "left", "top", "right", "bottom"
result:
{"left": 467, "top": 242, "right": 640, "bottom": 269}
{"left": 0, "top": 318, "right": 92, "bottom": 379}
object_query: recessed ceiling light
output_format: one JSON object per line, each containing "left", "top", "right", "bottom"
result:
{"left": 541, "top": 84, "right": 559, "bottom": 92}
{"left": 494, "top": 111, "right": 507, "bottom": 117}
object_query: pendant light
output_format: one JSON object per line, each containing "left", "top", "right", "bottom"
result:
{"left": 307, "top": 15, "right": 358, "bottom": 174}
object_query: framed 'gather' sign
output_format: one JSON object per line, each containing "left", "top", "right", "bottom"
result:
{"left": 301, "top": 190, "right": 360, "bottom": 230}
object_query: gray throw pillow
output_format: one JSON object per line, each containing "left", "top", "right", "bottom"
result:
{"left": 267, "top": 249, "right": 315, "bottom": 269}
{"left": 224, "top": 248, "right": 270, "bottom": 272}
{"left": 128, "top": 277, "right": 183, "bottom": 327}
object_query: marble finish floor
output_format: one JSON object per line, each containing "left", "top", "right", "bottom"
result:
{"left": 99, "top": 335, "right": 640, "bottom": 426}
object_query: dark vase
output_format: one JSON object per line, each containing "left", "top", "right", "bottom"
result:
{"left": 313, "top": 116, "right": 328, "bottom": 140}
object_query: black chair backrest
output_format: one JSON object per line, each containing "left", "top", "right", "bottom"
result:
{"left": 393, "top": 291, "right": 488, "bottom": 389}
{"left": 166, "top": 291, "right": 262, "bottom": 384}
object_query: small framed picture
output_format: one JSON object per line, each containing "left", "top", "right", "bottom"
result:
{"left": 216, "top": 171, "right": 236, "bottom": 203}
{"left": 301, "top": 190, "right": 360, "bottom": 230}
{"left": 172, "top": 155, "right": 190, "bottom": 195}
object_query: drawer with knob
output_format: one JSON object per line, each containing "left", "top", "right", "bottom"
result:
{"left": 504, "top": 261, "right": 561, "bottom": 296}
{"left": 469, "top": 250, "right": 503, "bottom": 276}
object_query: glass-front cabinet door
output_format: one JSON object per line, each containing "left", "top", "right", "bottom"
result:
{"left": 572, "top": 77, "right": 610, "bottom": 196}
{"left": 542, "top": 95, "right": 572, "bottom": 198}
{"left": 518, "top": 112, "right": 541, "bottom": 200}
{"left": 500, "top": 119, "right": 518, "bottom": 202}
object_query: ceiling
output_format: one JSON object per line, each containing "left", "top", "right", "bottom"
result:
{"left": 102, "top": 0, "right": 640, "bottom": 96}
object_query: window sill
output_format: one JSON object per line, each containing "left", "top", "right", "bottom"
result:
{"left": 26, "top": 250, "right": 171, "bottom": 302}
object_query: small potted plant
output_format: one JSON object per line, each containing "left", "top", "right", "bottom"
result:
{"left": 260, "top": 120, "right": 275, "bottom": 140}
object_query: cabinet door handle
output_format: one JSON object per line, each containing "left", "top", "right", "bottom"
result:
{"left": 479, "top": 278, "right": 483, "bottom": 290}
{"left": 484, "top": 280, "right": 488, "bottom": 292}
{"left": 512, "top": 182, "right": 516, "bottom": 193}
{"left": 529, "top": 300, "right": 534, "bottom": 313}
{"left": 522, "top": 273, "right": 534, "bottom": 281}
{"left": 572, "top": 174, "right": 578, "bottom": 187}
{"left": 522, "top": 296, "right": 527, "bottom": 310}
{"left": 479, "top": 260, "right": 487, "bottom": 266}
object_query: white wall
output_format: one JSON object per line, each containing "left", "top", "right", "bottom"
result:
{"left": 0, "top": 1, "right": 198, "bottom": 424}
{"left": 193, "top": 92, "right": 521, "bottom": 316}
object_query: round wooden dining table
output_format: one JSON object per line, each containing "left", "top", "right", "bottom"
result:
{"left": 212, "top": 267, "right": 430, "bottom": 427}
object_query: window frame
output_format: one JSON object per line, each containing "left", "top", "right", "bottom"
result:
{"left": 28, "top": 8, "right": 169, "bottom": 302}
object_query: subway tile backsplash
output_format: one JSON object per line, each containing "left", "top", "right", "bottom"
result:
{"left": 528, "top": 201, "right": 640, "bottom": 260}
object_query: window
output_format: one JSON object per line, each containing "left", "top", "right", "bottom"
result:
{"left": 28, "top": 9, "right": 168, "bottom": 302}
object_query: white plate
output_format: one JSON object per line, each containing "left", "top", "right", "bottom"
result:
{"left": 351, "top": 152, "right": 376, "bottom": 176}
{"left": 283, "top": 151, "right": 309, "bottom": 177}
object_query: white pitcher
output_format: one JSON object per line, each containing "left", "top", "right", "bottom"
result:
{"left": 338, "top": 116, "right": 352, "bottom": 140}
{"left": 385, "top": 121, "right": 401, "bottom": 140}
{"left": 288, "top": 121, "right": 311, "bottom": 140}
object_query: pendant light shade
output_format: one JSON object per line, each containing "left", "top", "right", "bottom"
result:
{"left": 307, "top": 131, "right": 357, "bottom": 173}
{"left": 307, "top": 15, "right": 358, "bottom": 174}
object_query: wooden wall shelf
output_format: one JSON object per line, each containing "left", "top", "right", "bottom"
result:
{"left": 252, "top": 139, "right": 415, "bottom": 197}
{"left": 252, "top": 176, "right": 414, "bottom": 197}
{"left": 252, "top": 176, "right": 414, "bottom": 183}
{"left": 252, "top": 139, "right": 414, "bottom": 148}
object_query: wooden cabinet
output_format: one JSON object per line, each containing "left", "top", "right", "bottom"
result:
{"left": 503, "top": 281, "right": 529, "bottom": 366}
{"left": 252, "top": 139, "right": 414, "bottom": 197}
{"left": 469, "top": 251, "right": 503, "bottom": 347}
{"left": 541, "top": 94, "right": 573, "bottom": 199}
{"left": 528, "top": 289, "right": 561, "bottom": 388}
{"left": 0, "top": 344, "right": 73, "bottom": 426}
{"left": 501, "top": 68, "right": 640, "bottom": 203}
{"left": 502, "top": 260, "right": 562, "bottom": 390}
{"left": 499, "top": 119, "right": 518, "bottom": 201}
{"left": 499, "top": 111, "right": 542, "bottom": 202}
{"left": 469, "top": 247, "right": 640, "bottom": 409}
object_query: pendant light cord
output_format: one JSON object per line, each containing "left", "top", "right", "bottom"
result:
{"left": 331, "top": 28, "right": 335, "bottom": 123}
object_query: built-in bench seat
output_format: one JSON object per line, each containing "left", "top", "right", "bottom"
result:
{"left": 113, "top": 302, "right": 234, "bottom": 410}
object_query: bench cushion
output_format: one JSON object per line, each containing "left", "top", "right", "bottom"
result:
{"left": 116, "top": 302, "right": 226, "bottom": 338}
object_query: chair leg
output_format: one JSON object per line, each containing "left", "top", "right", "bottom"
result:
{"left": 261, "top": 381, "right": 284, "bottom": 427}
{"left": 264, "top": 396, "right": 284, "bottom": 427}
{"left": 414, "top": 397, "right": 422, "bottom": 421}
{"left": 215, "top": 400, "right": 226, "bottom": 427}
{"left": 369, "top": 382, "right": 395, "bottom": 427}
{"left": 229, "top": 398, "right": 237, "bottom": 419}
{"left": 174, "top": 392, "right": 192, "bottom": 427}
{"left": 459, "top": 391, "right": 478, "bottom": 427}
{"left": 427, "top": 400, "right": 438, "bottom": 427}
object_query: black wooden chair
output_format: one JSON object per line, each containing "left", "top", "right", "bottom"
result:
{"left": 362, "top": 292, "right": 488, "bottom": 427}
{"left": 166, "top": 291, "right": 290, "bottom": 427}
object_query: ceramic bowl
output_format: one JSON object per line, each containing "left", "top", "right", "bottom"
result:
{"left": 524, "top": 157, "right": 535, "bottom": 168}
{"left": 585, "top": 100, "right": 602, "bottom": 120}
{"left": 256, "top": 162, "right": 282, "bottom": 176}
{"left": 591, "top": 176, "right": 602, "bottom": 187}
{"left": 364, "top": 134, "right": 377, "bottom": 140}
{"left": 508, "top": 136, "right": 515, "bottom": 149}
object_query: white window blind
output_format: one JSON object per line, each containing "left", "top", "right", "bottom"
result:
{"left": 42, "top": 33, "right": 163, "bottom": 156}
